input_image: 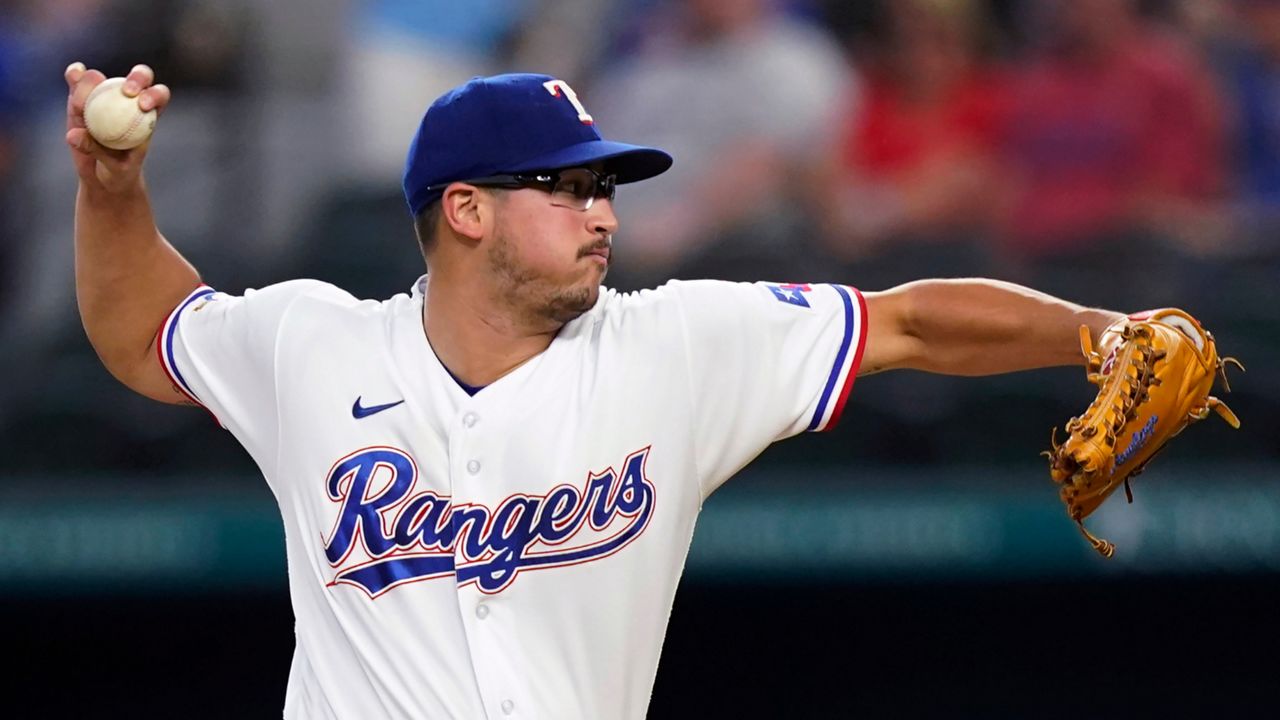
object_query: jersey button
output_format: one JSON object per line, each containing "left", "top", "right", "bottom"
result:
{"left": 466, "top": 459, "right": 481, "bottom": 475}
{"left": 462, "top": 412, "right": 479, "bottom": 428}
{"left": 475, "top": 603, "right": 489, "bottom": 620}
{"left": 501, "top": 699, "right": 515, "bottom": 715}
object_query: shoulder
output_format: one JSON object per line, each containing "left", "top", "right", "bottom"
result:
{"left": 562, "top": 282, "right": 726, "bottom": 344}
{"left": 574, "top": 284, "right": 680, "bottom": 335}
{"left": 212, "top": 278, "right": 396, "bottom": 334}
{"left": 581, "top": 280, "right": 853, "bottom": 336}
{"left": 249, "top": 280, "right": 418, "bottom": 365}
{"left": 587, "top": 280, "right": 760, "bottom": 323}
{"left": 218, "top": 278, "right": 357, "bottom": 310}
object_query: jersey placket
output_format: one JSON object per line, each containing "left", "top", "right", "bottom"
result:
{"left": 447, "top": 402, "right": 536, "bottom": 719}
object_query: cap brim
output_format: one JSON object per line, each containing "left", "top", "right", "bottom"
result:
{"left": 506, "top": 139, "right": 673, "bottom": 184}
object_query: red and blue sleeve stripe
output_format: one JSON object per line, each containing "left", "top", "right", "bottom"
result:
{"left": 155, "top": 284, "right": 217, "bottom": 413}
{"left": 807, "top": 284, "right": 867, "bottom": 432}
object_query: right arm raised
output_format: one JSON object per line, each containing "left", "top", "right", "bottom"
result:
{"left": 66, "top": 62, "right": 201, "bottom": 405}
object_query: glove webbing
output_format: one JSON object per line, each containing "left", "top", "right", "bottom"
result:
{"left": 1055, "top": 324, "right": 1164, "bottom": 558}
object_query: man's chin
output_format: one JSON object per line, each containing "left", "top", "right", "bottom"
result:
{"left": 579, "top": 281, "right": 602, "bottom": 312}
{"left": 545, "top": 284, "right": 598, "bottom": 324}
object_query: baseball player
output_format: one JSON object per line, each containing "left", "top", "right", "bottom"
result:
{"left": 66, "top": 63, "right": 1124, "bottom": 719}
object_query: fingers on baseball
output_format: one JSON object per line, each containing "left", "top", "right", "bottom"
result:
{"left": 139, "top": 83, "right": 170, "bottom": 113}
{"left": 123, "top": 64, "right": 155, "bottom": 96}
{"left": 66, "top": 127, "right": 135, "bottom": 165}
{"left": 63, "top": 128, "right": 105, "bottom": 180}
{"left": 64, "top": 61, "right": 87, "bottom": 88}
{"left": 65, "top": 127, "right": 93, "bottom": 154}
{"left": 66, "top": 67, "right": 106, "bottom": 128}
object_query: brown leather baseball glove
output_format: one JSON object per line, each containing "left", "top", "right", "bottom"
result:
{"left": 1043, "top": 308, "right": 1242, "bottom": 557}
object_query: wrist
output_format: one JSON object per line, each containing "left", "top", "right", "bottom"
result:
{"left": 1080, "top": 309, "right": 1125, "bottom": 353}
{"left": 79, "top": 175, "right": 150, "bottom": 216}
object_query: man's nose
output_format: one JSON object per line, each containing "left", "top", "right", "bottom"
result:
{"left": 589, "top": 198, "right": 619, "bottom": 237}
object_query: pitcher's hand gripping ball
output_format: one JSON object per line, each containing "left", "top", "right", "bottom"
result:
{"left": 84, "top": 76, "right": 157, "bottom": 150}
{"left": 1043, "top": 309, "right": 1243, "bottom": 557}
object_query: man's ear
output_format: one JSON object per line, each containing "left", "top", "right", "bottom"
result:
{"left": 441, "top": 184, "right": 488, "bottom": 242}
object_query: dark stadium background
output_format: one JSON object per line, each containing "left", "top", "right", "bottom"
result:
{"left": 2, "top": 0, "right": 1277, "bottom": 717}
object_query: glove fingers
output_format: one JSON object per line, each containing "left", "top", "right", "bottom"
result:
{"left": 1208, "top": 397, "right": 1240, "bottom": 429}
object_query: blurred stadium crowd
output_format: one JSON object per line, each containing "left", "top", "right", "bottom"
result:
{"left": 0, "top": 0, "right": 1276, "bottom": 476}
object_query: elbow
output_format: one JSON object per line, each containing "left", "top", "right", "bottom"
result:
{"left": 861, "top": 282, "right": 929, "bottom": 374}
{"left": 93, "top": 335, "right": 182, "bottom": 405}
{"left": 897, "top": 281, "right": 925, "bottom": 342}
{"left": 891, "top": 279, "right": 934, "bottom": 351}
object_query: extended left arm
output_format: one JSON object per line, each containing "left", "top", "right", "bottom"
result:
{"left": 859, "top": 279, "right": 1124, "bottom": 376}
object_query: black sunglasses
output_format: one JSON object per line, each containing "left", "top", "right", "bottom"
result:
{"left": 429, "top": 168, "right": 617, "bottom": 210}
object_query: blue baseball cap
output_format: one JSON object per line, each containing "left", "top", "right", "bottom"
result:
{"left": 403, "top": 73, "right": 673, "bottom": 216}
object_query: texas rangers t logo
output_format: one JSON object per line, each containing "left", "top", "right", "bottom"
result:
{"left": 323, "top": 447, "right": 656, "bottom": 596}
{"left": 543, "top": 79, "right": 594, "bottom": 124}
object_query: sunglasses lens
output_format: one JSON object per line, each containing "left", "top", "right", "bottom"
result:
{"left": 554, "top": 169, "right": 593, "bottom": 201}
{"left": 548, "top": 169, "right": 618, "bottom": 210}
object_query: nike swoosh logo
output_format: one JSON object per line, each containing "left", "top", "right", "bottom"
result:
{"left": 352, "top": 397, "right": 405, "bottom": 419}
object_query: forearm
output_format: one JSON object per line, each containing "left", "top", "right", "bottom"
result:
{"left": 75, "top": 178, "right": 201, "bottom": 383}
{"left": 896, "top": 279, "right": 1123, "bottom": 376}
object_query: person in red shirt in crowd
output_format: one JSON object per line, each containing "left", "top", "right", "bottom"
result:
{"left": 998, "top": 0, "right": 1227, "bottom": 267}
{"left": 814, "top": 0, "right": 1010, "bottom": 283}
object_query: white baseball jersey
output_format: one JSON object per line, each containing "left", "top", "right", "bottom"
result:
{"left": 157, "top": 275, "right": 867, "bottom": 719}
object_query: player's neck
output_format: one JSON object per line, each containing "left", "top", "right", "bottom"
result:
{"left": 421, "top": 273, "right": 559, "bottom": 387}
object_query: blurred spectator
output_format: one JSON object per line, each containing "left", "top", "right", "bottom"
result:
{"left": 0, "top": 0, "right": 274, "bottom": 464}
{"left": 0, "top": 15, "right": 21, "bottom": 316}
{"left": 509, "top": 0, "right": 632, "bottom": 83}
{"left": 1170, "top": 0, "right": 1239, "bottom": 64}
{"left": 340, "top": 0, "right": 535, "bottom": 183}
{"left": 0, "top": 0, "right": 112, "bottom": 326}
{"left": 812, "top": 0, "right": 1009, "bottom": 282}
{"left": 0, "top": 0, "right": 256, "bottom": 343}
{"left": 588, "top": 0, "right": 852, "bottom": 289}
{"left": 1219, "top": 0, "right": 1280, "bottom": 252}
{"left": 999, "top": 0, "right": 1228, "bottom": 267}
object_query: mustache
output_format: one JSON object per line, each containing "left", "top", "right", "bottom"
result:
{"left": 577, "top": 237, "right": 612, "bottom": 259}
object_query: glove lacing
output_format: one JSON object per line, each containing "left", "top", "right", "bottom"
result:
{"left": 1052, "top": 324, "right": 1163, "bottom": 558}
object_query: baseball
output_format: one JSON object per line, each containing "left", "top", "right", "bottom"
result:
{"left": 83, "top": 77, "right": 157, "bottom": 150}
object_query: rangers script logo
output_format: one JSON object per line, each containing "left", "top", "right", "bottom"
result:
{"left": 323, "top": 446, "right": 656, "bottom": 597}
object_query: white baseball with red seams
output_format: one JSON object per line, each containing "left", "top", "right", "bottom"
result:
{"left": 155, "top": 276, "right": 867, "bottom": 719}
{"left": 83, "top": 77, "right": 157, "bottom": 150}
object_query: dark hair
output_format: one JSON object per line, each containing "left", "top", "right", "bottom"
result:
{"left": 413, "top": 200, "right": 443, "bottom": 261}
